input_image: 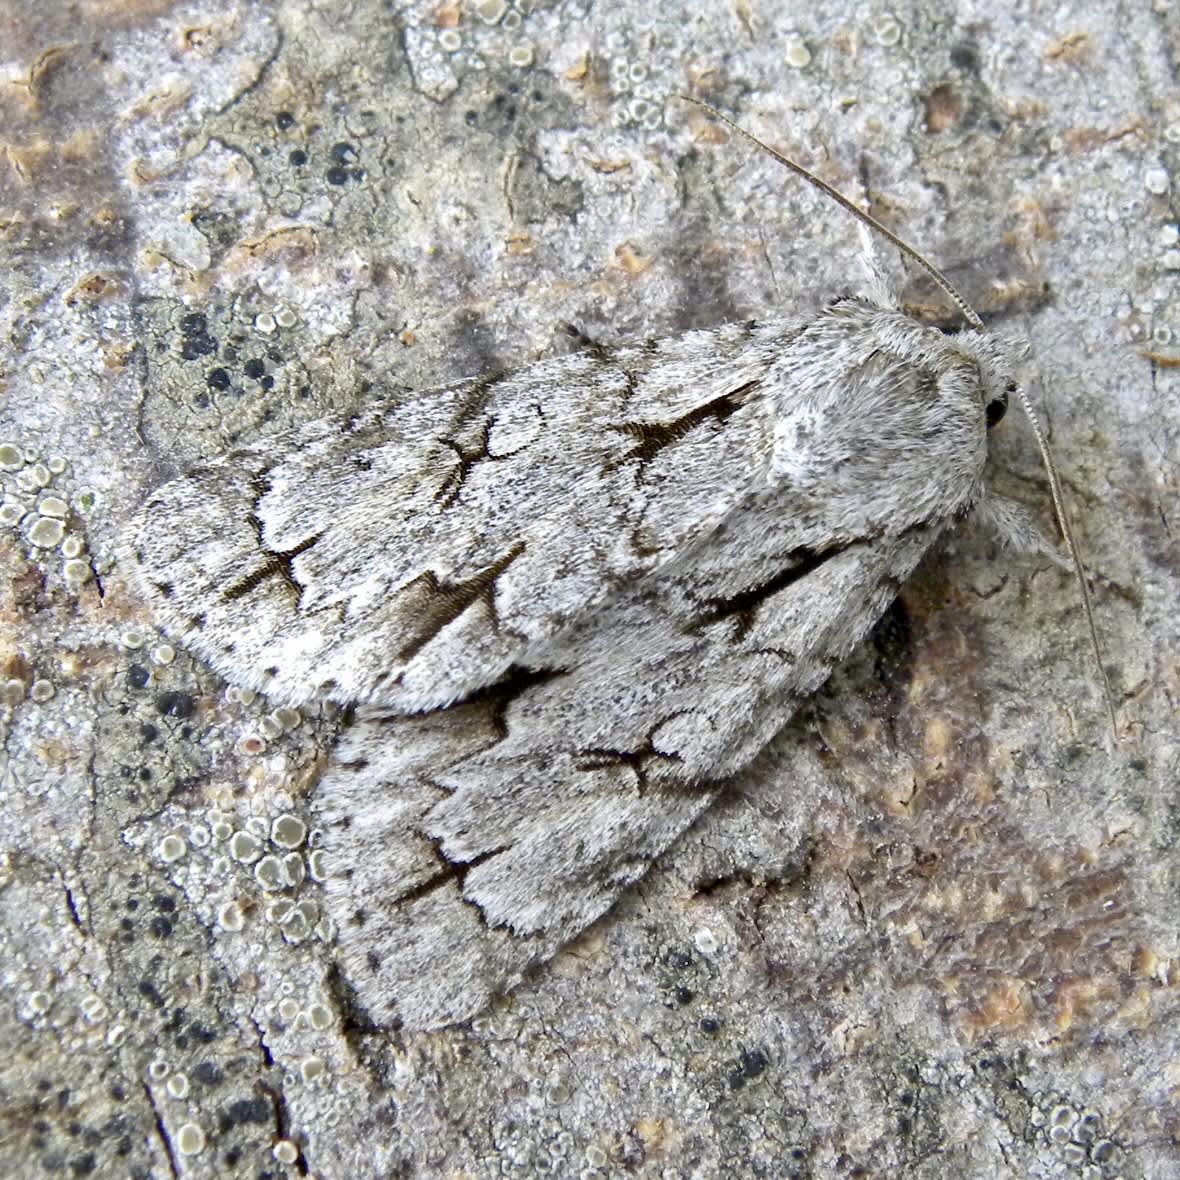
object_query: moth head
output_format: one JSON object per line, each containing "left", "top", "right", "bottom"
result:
{"left": 986, "top": 387, "right": 1012, "bottom": 429}
{"left": 963, "top": 331, "right": 1027, "bottom": 432}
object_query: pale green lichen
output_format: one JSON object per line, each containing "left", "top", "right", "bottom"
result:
{"left": 307, "top": 1001, "right": 333, "bottom": 1030}
{"left": 273, "top": 1140, "right": 300, "bottom": 1164}
{"left": 307, "top": 848, "right": 328, "bottom": 881}
{"left": 37, "top": 494, "right": 68, "bottom": 518}
{"left": 282, "top": 852, "right": 305, "bottom": 886}
{"left": 254, "top": 854, "right": 286, "bottom": 891}
{"left": 785, "top": 34, "right": 812, "bottom": 68}
{"left": 267, "top": 898, "right": 293, "bottom": 925}
{"left": 176, "top": 1123, "right": 206, "bottom": 1155}
{"left": 209, "top": 815, "right": 234, "bottom": 842}
{"left": 64, "top": 557, "right": 92, "bottom": 586}
{"left": 272, "top": 706, "right": 302, "bottom": 731}
{"left": 217, "top": 900, "right": 245, "bottom": 931}
{"left": 27, "top": 516, "right": 65, "bottom": 547}
{"left": 475, "top": 0, "right": 508, "bottom": 23}
{"left": 245, "top": 816, "right": 270, "bottom": 839}
{"left": 157, "top": 834, "right": 187, "bottom": 863}
{"left": 872, "top": 12, "right": 902, "bottom": 45}
{"left": 271, "top": 813, "right": 307, "bottom": 849}
{"left": 79, "top": 995, "right": 107, "bottom": 1024}
{"left": 280, "top": 899, "right": 318, "bottom": 943}
{"left": 120, "top": 628, "right": 145, "bottom": 650}
{"left": 258, "top": 715, "right": 284, "bottom": 740}
{"left": 229, "top": 830, "right": 263, "bottom": 863}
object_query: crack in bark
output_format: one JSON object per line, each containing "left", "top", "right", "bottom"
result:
{"left": 141, "top": 1083, "right": 181, "bottom": 1180}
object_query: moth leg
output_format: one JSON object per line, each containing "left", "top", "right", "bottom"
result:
{"left": 969, "top": 491, "right": 1070, "bottom": 570}
{"left": 854, "top": 221, "right": 899, "bottom": 310}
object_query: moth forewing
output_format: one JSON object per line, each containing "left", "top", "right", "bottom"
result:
{"left": 125, "top": 323, "right": 793, "bottom": 711}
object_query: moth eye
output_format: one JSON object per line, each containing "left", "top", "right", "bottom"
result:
{"left": 986, "top": 383, "right": 1014, "bottom": 429}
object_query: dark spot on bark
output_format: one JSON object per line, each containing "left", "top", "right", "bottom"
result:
{"left": 223, "top": 1095, "right": 270, "bottom": 1123}
{"left": 137, "top": 980, "right": 164, "bottom": 1007}
{"left": 728, "top": 1047, "right": 769, "bottom": 1089}
{"left": 155, "top": 691, "right": 195, "bottom": 719}
{"left": 180, "top": 334, "right": 217, "bottom": 360}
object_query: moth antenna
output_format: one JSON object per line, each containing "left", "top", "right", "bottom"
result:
{"left": 1011, "top": 387, "right": 1120, "bottom": 736}
{"left": 677, "top": 95, "right": 984, "bottom": 330}
{"left": 679, "top": 94, "right": 1120, "bottom": 736}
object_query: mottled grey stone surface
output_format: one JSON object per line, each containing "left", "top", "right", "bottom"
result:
{"left": 1, "top": 1, "right": 1177, "bottom": 1177}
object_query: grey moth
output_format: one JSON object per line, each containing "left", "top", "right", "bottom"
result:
{"left": 123, "top": 109, "right": 1075, "bottom": 1030}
